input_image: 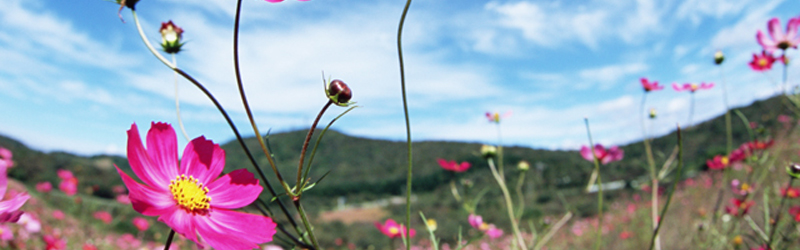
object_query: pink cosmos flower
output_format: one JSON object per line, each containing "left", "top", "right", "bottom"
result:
{"left": 58, "top": 177, "right": 78, "bottom": 196}
{"left": 375, "top": 219, "right": 415, "bottom": 239}
{"left": 0, "top": 147, "right": 13, "bottom": 168}
{"left": 468, "top": 214, "right": 485, "bottom": 230}
{"left": 36, "top": 182, "right": 53, "bottom": 193}
{"left": 756, "top": 17, "right": 800, "bottom": 53}
{"left": 115, "top": 122, "right": 276, "bottom": 250}
{"left": 436, "top": 159, "right": 471, "bottom": 173}
{"left": 17, "top": 213, "right": 41, "bottom": 233}
{"left": 52, "top": 210, "right": 64, "bottom": 220}
{"left": 790, "top": 206, "right": 800, "bottom": 222}
{"left": 43, "top": 234, "right": 66, "bottom": 250}
{"left": 640, "top": 78, "right": 663, "bottom": 92}
{"left": 83, "top": 243, "right": 98, "bottom": 250}
{"left": 706, "top": 155, "right": 730, "bottom": 170}
{"left": 116, "top": 194, "right": 131, "bottom": 204}
{"left": 56, "top": 169, "right": 73, "bottom": 180}
{"left": 132, "top": 217, "right": 150, "bottom": 231}
{"left": 672, "top": 82, "right": 714, "bottom": 93}
{"left": 485, "top": 111, "right": 512, "bottom": 123}
{"left": 486, "top": 225, "right": 503, "bottom": 239}
{"left": 580, "top": 144, "right": 624, "bottom": 165}
{"left": 725, "top": 198, "right": 754, "bottom": 217}
{"left": 619, "top": 230, "right": 632, "bottom": 240}
{"left": 0, "top": 160, "right": 28, "bottom": 223}
{"left": 782, "top": 186, "right": 800, "bottom": 198}
{"left": 749, "top": 51, "right": 777, "bottom": 72}
{"left": 93, "top": 211, "right": 112, "bottom": 224}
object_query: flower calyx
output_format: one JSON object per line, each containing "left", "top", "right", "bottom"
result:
{"left": 160, "top": 21, "right": 184, "bottom": 54}
{"left": 324, "top": 78, "right": 354, "bottom": 107}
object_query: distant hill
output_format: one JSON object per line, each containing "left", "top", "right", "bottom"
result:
{"left": 0, "top": 95, "right": 792, "bottom": 213}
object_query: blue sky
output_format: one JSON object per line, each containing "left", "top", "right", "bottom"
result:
{"left": 1, "top": 0, "right": 799, "bottom": 156}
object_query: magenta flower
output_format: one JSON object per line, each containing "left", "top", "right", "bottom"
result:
{"left": 133, "top": 217, "right": 150, "bottom": 231}
{"left": 0, "top": 147, "right": 13, "bottom": 168}
{"left": 52, "top": 210, "right": 64, "bottom": 220}
{"left": 485, "top": 111, "right": 512, "bottom": 123}
{"left": 486, "top": 225, "right": 503, "bottom": 239}
{"left": 757, "top": 17, "right": 800, "bottom": 53}
{"left": 640, "top": 78, "right": 663, "bottom": 92}
{"left": 93, "top": 211, "right": 113, "bottom": 224}
{"left": 58, "top": 177, "right": 78, "bottom": 196}
{"left": 36, "top": 182, "right": 53, "bottom": 193}
{"left": 580, "top": 144, "right": 624, "bottom": 165}
{"left": 468, "top": 214, "right": 485, "bottom": 230}
{"left": 436, "top": 159, "right": 471, "bottom": 173}
{"left": 56, "top": 169, "right": 73, "bottom": 180}
{"left": 0, "top": 159, "right": 28, "bottom": 223}
{"left": 749, "top": 51, "right": 777, "bottom": 72}
{"left": 672, "top": 82, "right": 714, "bottom": 93}
{"left": 375, "top": 219, "right": 415, "bottom": 239}
{"left": 115, "top": 122, "right": 276, "bottom": 250}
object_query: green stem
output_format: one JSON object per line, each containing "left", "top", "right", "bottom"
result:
{"left": 295, "top": 201, "right": 321, "bottom": 250}
{"left": 649, "top": 125, "right": 684, "bottom": 250}
{"left": 583, "top": 118, "right": 603, "bottom": 250}
{"left": 397, "top": 1, "right": 414, "bottom": 249}
{"left": 515, "top": 172, "right": 526, "bottom": 220}
{"left": 718, "top": 64, "right": 732, "bottom": 153}
{"left": 297, "top": 101, "right": 333, "bottom": 193}
{"left": 487, "top": 158, "right": 528, "bottom": 250}
{"left": 163, "top": 230, "right": 175, "bottom": 250}
{"left": 171, "top": 54, "right": 191, "bottom": 142}
{"left": 640, "top": 93, "right": 660, "bottom": 250}
{"left": 768, "top": 176, "right": 794, "bottom": 248}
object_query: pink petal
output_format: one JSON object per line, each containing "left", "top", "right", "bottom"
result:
{"left": 0, "top": 166, "right": 7, "bottom": 198}
{"left": 788, "top": 17, "right": 800, "bottom": 45}
{"left": 194, "top": 209, "right": 276, "bottom": 250}
{"left": 0, "top": 193, "right": 28, "bottom": 214}
{"left": 768, "top": 18, "right": 784, "bottom": 42}
{"left": 580, "top": 146, "right": 594, "bottom": 161}
{"left": 146, "top": 122, "right": 180, "bottom": 182}
{"left": 671, "top": 83, "right": 682, "bottom": 91}
{"left": 116, "top": 166, "right": 175, "bottom": 216}
{"left": 757, "top": 31, "right": 778, "bottom": 53}
{"left": 158, "top": 207, "right": 199, "bottom": 245}
{"left": 127, "top": 123, "right": 172, "bottom": 189}
{"left": 207, "top": 169, "right": 262, "bottom": 209}
{"left": 179, "top": 136, "right": 225, "bottom": 186}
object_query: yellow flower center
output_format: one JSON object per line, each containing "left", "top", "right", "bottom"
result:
{"left": 720, "top": 156, "right": 729, "bottom": 166}
{"left": 169, "top": 175, "right": 211, "bottom": 212}
{"left": 479, "top": 222, "right": 489, "bottom": 231}
{"left": 690, "top": 84, "right": 698, "bottom": 91}
{"left": 758, "top": 58, "right": 768, "bottom": 67}
{"left": 388, "top": 227, "right": 399, "bottom": 235}
{"left": 740, "top": 183, "right": 751, "bottom": 192}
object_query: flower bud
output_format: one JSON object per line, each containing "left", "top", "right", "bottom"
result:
{"left": 160, "top": 21, "right": 184, "bottom": 54}
{"left": 787, "top": 163, "right": 800, "bottom": 178}
{"left": 480, "top": 145, "right": 497, "bottom": 159}
{"left": 517, "top": 161, "right": 530, "bottom": 171}
{"left": 649, "top": 108, "right": 657, "bottom": 119}
{"left": 714, "top": 50, "right": 724, "bottom": 65}
{"left": 325, "top": 79, "right": 353, "bottom": 106}
{"left": 425, "top": 219, "right": 437, "bottom": 231}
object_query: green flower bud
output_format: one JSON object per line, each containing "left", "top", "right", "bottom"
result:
{"left": 480, "top": 145, "right": 497, "bottom": 159}
{"left": 517, "top": 161, "right": 530, "bottom": 171}
{"left": 787, "top": 163, "right": 800, "bottom": 179}
{"left": 714, "top": 50, "right": 724, "bottom": 65}
{"left": 160, "top": 21, "right": 184, "bottom": 54}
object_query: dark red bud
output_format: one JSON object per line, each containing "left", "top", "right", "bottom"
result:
{"left": 328, "top": 79, "right": 352, "bottom": 105}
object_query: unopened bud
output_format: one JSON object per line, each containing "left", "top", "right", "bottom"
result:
{"left": 160, "top": 21, "right": 184, "bottom": 54}
{"left": 714, "top": 50, "right": 724, "bottom": 65}
{"left": 649, "top": 108, "right": 657, "bottom": 119}
{"left": 326, "top": 79, "right": 353, "bottom": 106}
{"left": 787, "top": 163, "right": 800, "bottom": 178}
{"left": 480, "top": 145, "right": 497, "bottom": 159}
{"left": 517, "top": 161, "right": 530, "bottom": 171}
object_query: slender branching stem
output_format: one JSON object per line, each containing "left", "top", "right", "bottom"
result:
{"left": 132, "top": 9, "right": 303, "bottom": 245}
{"left": 295, "top": 201, "right": 321, "bottom": 250}
{"left": 584, "top": 118, "right": 603, "bottom": 250}
{"left": 163, "top": 230, "right": 175, "bottom": 250}
{"left": 297, "top": 101, "right": 333, "bottom": 192}
{"left": 768, "top": 176, "right": 794, "bottom": 247}
{"left": 649, "top": 125, "right": 684, "bottom": 250}
{"left": 640, "top": 93, "right": 660, "bottom": 250}
{"left": 488, "top": 158, "right": 528, "bottom": 250}
{"left": 171, "top": 54, "right": 191, "bottom": 142}
{"left": 397, "top": 1, "right": 414, "bottom": 249}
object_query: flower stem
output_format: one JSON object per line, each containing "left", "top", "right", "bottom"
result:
{"left": 163, "top": 229, "right": 175, "bottom": 250}
{"left": 640, "top": 94, "right": 660, "bottom": 250}
{"left": 171, "top": 54, "right": 191, "bottom": 142}
{"left": 295, "top": 201, "right": 321, "bottom": 250}
{"left": 583, "top": 118, "right": 603, "bottom": 250}
{"left": 768, "top": 176, "right": 794, "bottom": 248}
{"left": 297, "top": 101, "right": 333, "bottom": 194}
{"left": 132, "top": 8, "right": 302, "bottom": 244}
{"left": 397, "top": 0, "right": 414, "bottom": 249}
{"left": 718, "top": 63, "right": 732, "bottom": 153}
{"left": 487, "top": 158, "right": 528, "bottom": 250}
{"left": 688, "top": 92, "right": 695, "bottom": 128}
{"left": 648, "top": 125, "right": 683, "bottom": 250}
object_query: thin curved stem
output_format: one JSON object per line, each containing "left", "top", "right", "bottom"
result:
{"left": 488, "top": 158, "right": 528, "bottom": 250}
{"left": 640, "top": 93, "right": 660, "bottom": 250}
{"left": 397, "top": 0, "right": 414, "bottom": 249}
{"left": 584, "top": 118, "right": 603, "bottom": 250}
{"left": 172, "top": 54, "right": 191, "bottom": 142}
{"left": 132, "top": 8, "right": 302, "bottom": 242}
{"left": 297, "top": 101, "right": 333, "bottom": 192}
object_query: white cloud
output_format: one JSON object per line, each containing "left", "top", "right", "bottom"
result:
{"left": 578, "top": 63, "right": 648, "bottom": 89}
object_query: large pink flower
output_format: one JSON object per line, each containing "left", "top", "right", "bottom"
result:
{"left": 375, "top": 219, "right": 415, "bottom": 239}
{"left": 757, "top": 17, "right": 800, "bottom": 53}
{"left": 115, "top": 122, "right": 276, "bottom": 250}
{"left": 0, "top": 157, "right": 28, "bottom": 223}
{"left": 640, "top": 78, "right": 663, "bottom": 92}
{"left": 580, "top": 144, "right": 623, "bottom": 165}
{"left": 672, "top": 82, "right": 714, "bottom": 93}
{"left": 437, "top": 159, "right": 471, "bottom": 173}
{"left": 749, "top": 51, "right": 777, "bottom": 72}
